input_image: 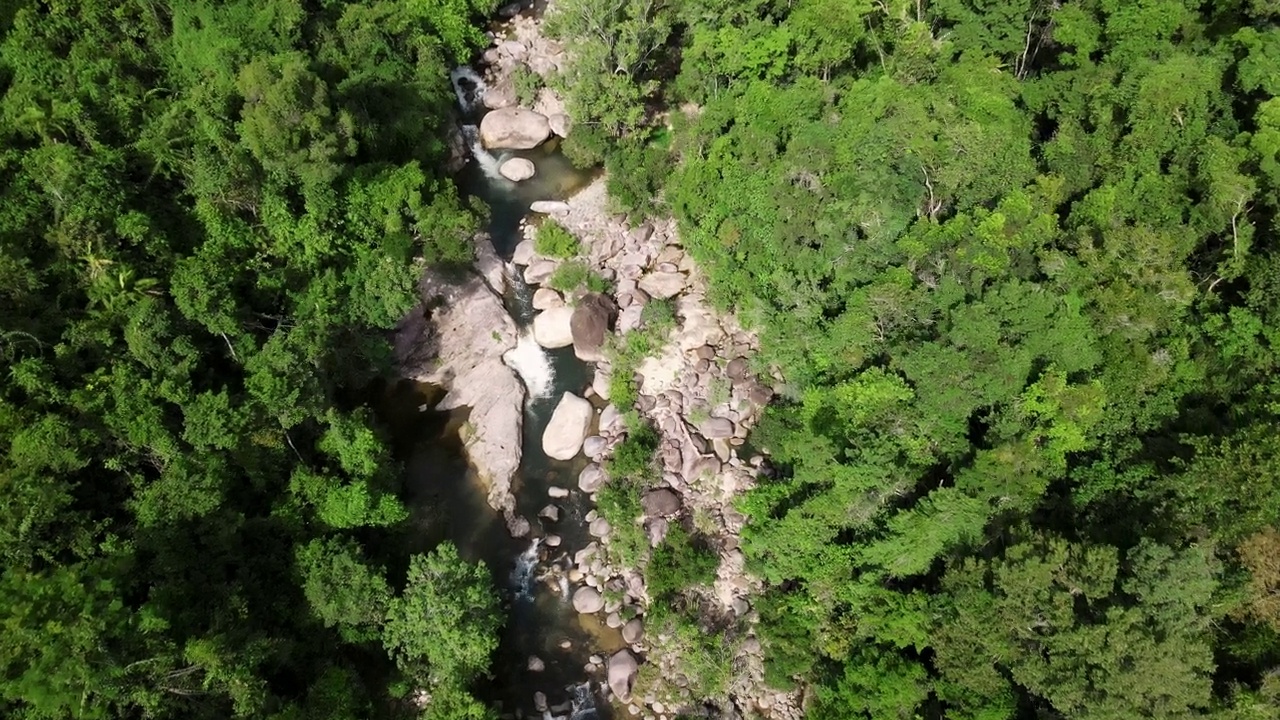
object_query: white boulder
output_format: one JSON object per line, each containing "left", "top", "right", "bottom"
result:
{"left": 480, "top": 107, "right": 551, "bottom": 149}
{"left": 532, "top": 307, "right": 574, "bottom": 349}
{"left": 499, "top": 157, "right": 536, "bottom": 182}
{"left": 543, "top": 392, "right": 593, "bottom": 460}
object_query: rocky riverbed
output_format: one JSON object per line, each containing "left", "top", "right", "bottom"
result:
{"left": 398, "top": 3, "right": 806, "bottom": 719}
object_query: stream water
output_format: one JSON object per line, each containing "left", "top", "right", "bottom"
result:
{"left": 383, "top": 58, "right": 621, "bottom": 720}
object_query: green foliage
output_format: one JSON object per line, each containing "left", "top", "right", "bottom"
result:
{"left": 533, "top": 220, "right": 581, "bottom": 258}
{"left": 648, "top": 525, "right": 719, "bottom": 602}
{"left": 596, "top": 473, "right": 649, "bottom": 567}
{"left": 511, "top": 65, "right": 544, "bottom": 107}
{"left": 0, "top": 0, "right": 497, "bottom": 716}
{"left": 606, "top": 421, "right": 659, "bottom": 481}
{"left": 551, "top": 0, "right": 1280, "bottom": 716}
{"left": 547, "top": 260, "right": 605, "bottom": 293}
{"left": 383, "top": 542, "right": 500, "bottom": 686}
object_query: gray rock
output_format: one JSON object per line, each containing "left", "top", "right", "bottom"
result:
{"left": 529, "top": 200, "right": 571, "bottom": 214}
{"left": 646, "top": 517, "right": 670, "bottom": 547}
{"left": 699, "top": 417, "right": 735, "bottom": 439}
{"left": 608, "top": 650, "right": 639, "bottom": 701}
{"left": 695, "top": 344, "right": 717, "bottom": 360}
{"left": 630, "top": 224, "right": 654, "bottom": 244}
{"left": 523, "top": 259, "right": 557, "bottom": 285}
{"left": 571, "top": 292, "right": 618, "bottom": 362}
{"left": 637, "top": 271, "right": 687, "bottom": 300}
{"left": 528, "top": 656, "right": 546, "bottom": 673}
{"left": 548, "top": 113, "right": 570, "bottom": 137}
{"left": 542, "top": 392, "right": 593, "bottom": 460}
{"left": 545, "top": 534, "right": 561, "bottom": 547}
{"left": 583, "top": 435, "right": 608, "bottom": 457}
{"left": 507, "top": 515, "right": 530, "bottom": 537}
{"left": 532, "top": 307, "right": 574, "bottom": 349}
{"left": 642, "top": 488, "right": 681, "bottom": 517}
{"left": 593, "top": 369, "right": 612, "bottom": 400}
{"left": 512, "top": 238, "right": 537, "bottom": 266}
{"left": 573, "top": 586, "right": 604, "bottom": 614}
{"left": 589, "top": 518, "right": 611, "bottom": 537}
{"left": 400, "top": 254, "right": 523, "bottom": 530}
{"left": 532, "top": 287, "right": 564, "bottom": 310}
{"left": 599, "top": 403, "right": 621, "bottom": 431}
{"left": 578, "top": 463, "right": 605, "bottom": 492}
{"left": 499, "top": 157, "right": 536, "bottom": 182}
{"left": 480, "top": 107, "right": 551, "bottom": 149}
{"left": 548, "top": 485, "right": 570, "bottom": 498}
{"left": 606, "top": 611, "right": 624, "bottom": 629}
{"left": 622, "top": 617, "right": 644, "bottom": 644}
{"left": 726, "top": 357, "right": 750, "bottom": 379}
{"left": 539, "top": 504, "right": 560, "bottom": 522}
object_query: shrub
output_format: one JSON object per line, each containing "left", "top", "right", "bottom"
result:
{"left": 605, "top": 135, "right": 674, "bottom": 218}
{"left": 511, "top": 65, "right": 543, "bottom": 107}
{"left": 534, "top": 220, "right": 580, "bottom": 258}
{"left": 607, "top": 422, "right": 659, "bottom": 481}
{"left": 648, "top": 525, "right": 719, "bottom": 602}
{"left": 596, "top": 476, "right": 647, "bottom": 567}
{"left": 547, "top": 260, "right": 590, "bottom": 292}
{"left": 640, "top": 297, "right": 676, "bottom": 331}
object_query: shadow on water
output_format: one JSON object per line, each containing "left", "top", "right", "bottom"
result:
{"left": 379, "top": 122, "right": 622, "bottom": 716}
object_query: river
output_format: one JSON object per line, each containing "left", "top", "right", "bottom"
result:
{"left": 382, "top": 65, "right": 623, "bottom": 719}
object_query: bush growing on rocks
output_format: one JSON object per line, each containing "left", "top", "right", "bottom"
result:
{"left": 596, "top": 476, "right": 648, "bottom": 567}
{"left": 511, "top": 64, "right": 544, "bottom": 106}
{"left": 547, "top": 260, "right": 608, "bottom": 293}
{"left": 648, "top": 525, "right": 718, "bottom": 603}
{"left": 534, "top": 220, "right": 581, "bottom": 258}
{"left": 606, "top": 422, "right": 659, "bottom": 481}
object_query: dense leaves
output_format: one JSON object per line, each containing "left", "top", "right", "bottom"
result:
{"left": 549, "top": 0, "right": 1280, "bottom": 717}
{"left": 0, "top": 1, "right": 500, "bottom": 718}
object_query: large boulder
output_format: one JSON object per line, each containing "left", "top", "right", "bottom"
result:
{"left": 480, "top": 108, "right": 551, "bottom": 149}
{"left": 607, "top": 650, "right": 639, "bottom": 700}
{"left": 533, "top": 307, "right": 574, "bottom": 349}
{"left": 622, "top": 618, "right": 644, "bottom": 644}
{"left": 524, "top": 259, "right": 557, "bottom": 285}
{"left": 637, "top": 271, "right": 687, "bottom": 299}
{"left": 578, "top": 463, "right": 605, "bottom": 492}
{"left": 529, "top": 200, "right": 571, "bottom": 214}
{"left": 641, "top": 488, "right": 681, "bottom": 517}
{"left": 394, "top": 257, "right": 523, "bottom": 522}
{"left": 571, "top": 292, "right": 618, "bottom": 362}
{"left": 543, "top": 392, "right": 593, "bottom": 460}
{"left": 699, "top": 417, "right": 735, "bottom": 439}
{"left": 548, "top": 113, "right": 570, "bottom": 138}
{"left": 573, "top": 586, "right": 604, "bottom": 614}
{"left": 532, "top": 287, "right": 564, "bottom": 310}
{"left": 499, "top": 157, "right": 536, "bottom": 181}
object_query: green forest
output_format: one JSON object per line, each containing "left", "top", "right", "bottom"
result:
{"left": 546, "top": 0, "right": 1280, "bottom": 717}
{"left": 0, "top": 1, "right": 503, "bottom": 719}
{"left": 4, "top": 0, "right": 1280, "bottom": 719}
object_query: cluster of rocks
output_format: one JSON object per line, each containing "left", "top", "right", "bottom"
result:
{"left": 513, "top": 178, "right": 807, "bottom": 719}
{"left": 457, "top": 5, "right": 802, "bottom": 720}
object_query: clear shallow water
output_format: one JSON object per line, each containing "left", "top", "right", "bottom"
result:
{"left": 385, "top": 116, "right": 620, "bottom": 716}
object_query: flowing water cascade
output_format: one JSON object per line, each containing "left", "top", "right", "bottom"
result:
{"left": 440, "top": 54, "right": 617, "bottom": 719}
{"left": 512, "top": 538, "right": 543, "bottom": 601}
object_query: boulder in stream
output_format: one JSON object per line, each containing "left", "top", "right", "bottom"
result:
{"left": 622, "top": 617, "right": 644, "bottom": 644}
{"left": 542, "top": 392, "right": 593, "bottom": 460}
{"left": 571, "top": 292, "right": 617, "bottom": 362}
{"left": 532, "top": 287, "right": 564, "bottom": 310}
{"left": 607, "top": 649, "right": 639, "bottom": 701}
{"left": 572, "top": 586, "right": 604, "bottom": 613}
{"left": 480, "top": 107, "right": 551, "bottom": 149}
{"left": 530, "top": 200, "right": 571, "bottom": 214}
{"left": 499, "top": 157, "right": 536, "bottom": 181}
{"left": 394, "top": 245, "right": 523, "bottom": 522}
{"left": 532, "top": 307, "right": 574, "bottom": 348}
{"left": 578, "top": 463, "right": 605, "bottom": 492}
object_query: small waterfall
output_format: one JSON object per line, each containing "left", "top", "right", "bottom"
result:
{"left": 449, "top": 66, "right": 487, "bottom": 114}
{"left": 504, "top": 329, "right": 556, "bottom": 399}
{"left": 511, "top": 537, "right": 542, "bottom": 601}
{"left": 567, "top": 683, "right": 600, "bottom": 720}
{"left": 461, "top": 124, "right": 508, "bottom": 184}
